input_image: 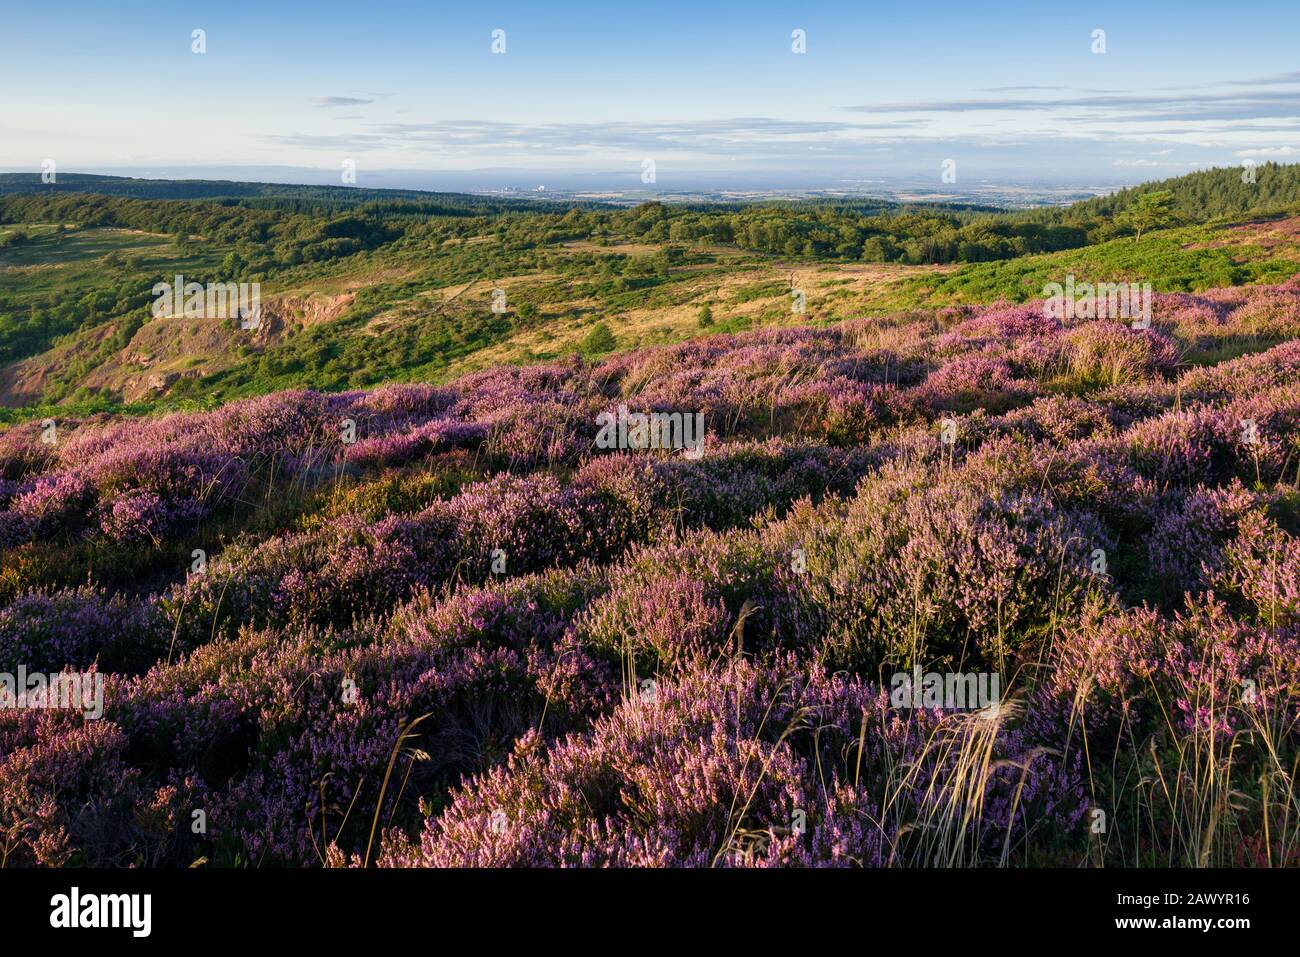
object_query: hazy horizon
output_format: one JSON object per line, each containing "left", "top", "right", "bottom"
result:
{"left": 0, "top": 162, "right": 1179, "bottom": 201}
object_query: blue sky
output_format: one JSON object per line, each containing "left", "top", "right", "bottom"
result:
{"left": 3, "top": 0, "right": 1299, "bottom": 189}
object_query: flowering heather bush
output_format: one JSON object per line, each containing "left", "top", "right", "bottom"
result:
{"left": 97, "top": 489, "right": 208, "bottom": 546}
{"left": 935, "top": 303, "right": 1062, "bottom": 354}
{"left": 376, "top": 657, "right": 1085, "bottom": 867}
{"left": 916, "top": 354, "right": 1040, "bottom": 414}
{"left": 1178, "top": 338, "right": 1300, "bottom": 402}
{"left": 1107, "top": 383, "right": 1300, "bottom": 487}
{"left": 1142, "top": 482, "right": 1259, "bottom": 605}
{"left": 0, "top": 715, "right": 146, "bottom": 867}
{"left": 1013, "top": 322, "right": 1182, "bottom": 388}
{"left": 1, "top": 278, "right": 1299, "bottom": 868}
{"left": 1046, "top": 594, "right": 1300, "bottom": 740}
{"left": 343, "top": 419, "right": 488, "bottom": 470}
{"left": 764, "top": 461, "right": 1113, "bottom": 671}
{"left": 1211, "top": 507, "right": 1300, "bottom": 629}
{"left": 0, "top": 586, "right": 166, "bottom": 675}
{"left": 10, "top": 472, "right": 97, "bottom": 539}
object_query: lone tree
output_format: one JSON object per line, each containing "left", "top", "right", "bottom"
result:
{"left": 1121, "top": 189, "right": 1176, "bottom": 242}
{"left": 580, "top": 321, "right": 617, "bottom": 356}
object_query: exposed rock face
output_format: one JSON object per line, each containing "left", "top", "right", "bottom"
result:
{"left": 0, "top": 290, "right": 357, "bottom": 407}
{"left": 267, "top": 292, "right": 357, "bottom": 329}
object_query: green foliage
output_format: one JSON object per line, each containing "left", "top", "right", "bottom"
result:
{"left": 898, "top": 220, "right": 1300, "bottom": 306}
{"left": 579, "top": 321, "right": 617, "bottom": 356}
{"left": 1, "top": 163, "right": 1299, "bottom": 416}
{"left": 1119, "top": 189, "right": 1178, "bottom": 242}
{"left": 1030, "top": 162, "right": 1300, "bottom": 227}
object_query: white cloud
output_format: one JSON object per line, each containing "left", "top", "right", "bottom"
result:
{"left": 311, "top": 96, "right": 374, "bottom": 108}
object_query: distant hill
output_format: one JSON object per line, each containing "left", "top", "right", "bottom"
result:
{"left": 1028, "top": 162, "right": 1300, "bottom": 225}
{"left": 0, "top": 172, "right": 567, "bottom": 214}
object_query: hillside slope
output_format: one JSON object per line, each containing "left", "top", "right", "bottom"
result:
{"left": 5, "top": 210, "right": 1299, "bottom": 412}
{"left": 2, "top": 278, "right": 1298, "bottom": 867}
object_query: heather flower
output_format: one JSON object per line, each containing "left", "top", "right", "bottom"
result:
{"left": 378, "top": 657, "right": 1085, "bottom": 867}
{"left": 0, "top": 586, "right": 165, "bottom": 675}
